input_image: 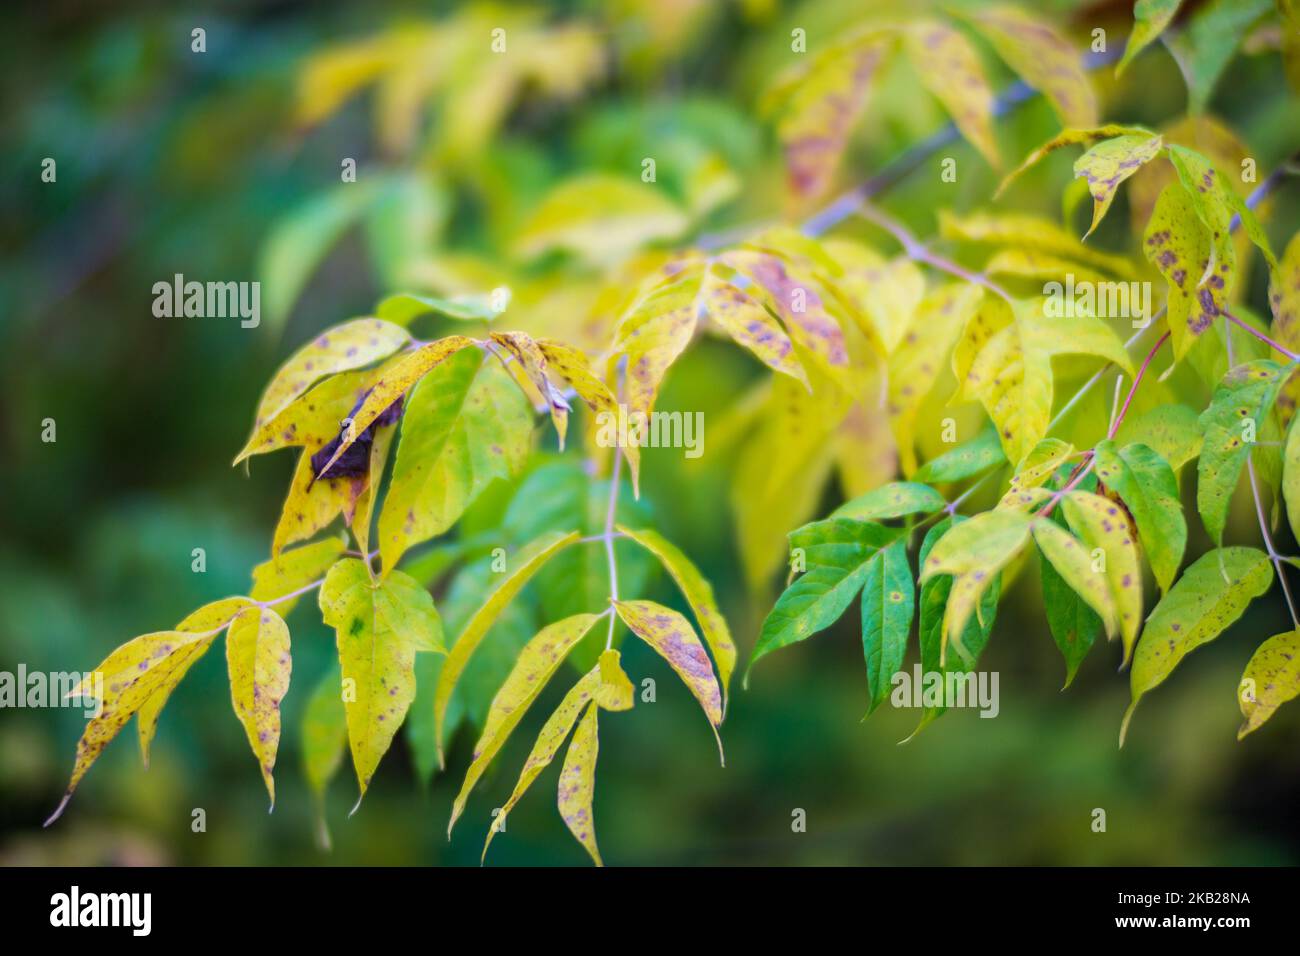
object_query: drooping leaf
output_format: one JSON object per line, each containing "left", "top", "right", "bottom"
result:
{"left": 48, "top": 603, "right": 251, "bottom": 825}
{"left": 432, "top": 530, "right": 580, "bottom": 761}
{"left": 137, "top": 597, "right": 256, "bottom": 768}
{"left": 920, "top": 508, "right": 1030, "bottom": 657}
{"left": 557, "top": 703, "right": 602, "bottom": 865}
{"left": 614, "top": 599, "right": 724, "bottom": 759}
{"left": 1032, "top": 517, "right": 1118, "bottom": 639}
{"left": 699, "top": 266, "right": 808, "bottom": 386}
{"left": 489, "top": 331, "right": 572, "bottom": 448}
{"left": 750, "top": 519, "right": 901, "bottom": 677}
{"left": 482, "top": 668, "right": 599, "bottom": 863}
{"left": 833, "top": 481, "right": 946, "bottom": 522}
{"left": 1238, "top": 629, "right": 1300, "bottom": 738}
{"left": 225, "top": 606, "right": 292, "bottom": 807}
{"left": 377, "top": 347, "right": 532, "bottom": 571}
{"left": 1122, "top": 547, "right": 1272, "bottom": 744}
{"left": 1143, "top": 182, "right": 1226, "bottom": 362}
{"left": 889, "top": 284, "right": 985, "bottom": 474}
{"left": 901, "top": 20, "right": 999, "bottom": 167}
{"left": 996, "top": 126, "right": 1153, "bottom": 200}
{"left": 1197, "top": 360, "right": 1287, "bottom": 544}
{"left": 1285, "top": 417, "right": 1300, "bottom": 547}
{"left": 318, "top": 557, "right": 443, "bottom": 802}
{"left": 1074, "top": 133, "right": 1166, "bottom": 238}
{"left": 911, "top": 516, "right": 1000, "bottom": 736}
{"left": 448, "top": 612, "right": 601, "bottom": 834}
{"left": 1059, "top": 490, "right": 1143, "bottom": 663}
{"left": 1117, "top": 0, "right": 1184, "bottom": 76}
{"left": 594, "top": 648, "right": 635, "bottom": 711}
{"left": 963, "top": 5, "right": 1097, "bottom": 127}
{"left": 1093, "top": 440, "right": 1186, "bottom": 593}
{"left": 238, "top": 368, "right": 381, "bottom": 464}
{"left": 617, "top": 525, "right": 737, "bottom": 707}
{"left": 861, "top": 539, "right": 914, "bottom": 715}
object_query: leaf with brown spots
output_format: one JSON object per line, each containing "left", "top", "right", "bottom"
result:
{"left": 962, "top": 5, "right": 1097, "bottom": 127}
{"left": 47, "top": 597, "right": 255, "bottom": 825}
{"left": 763, "top": 28, "right": 893, "bottom": 202}
{"left": 236, "top": 368, "right": 382, "bottom": 464}
{"left": 999, "top": 438, "right": 1075, "bottom": 507}
{"left": 1093, "top": 440, "right": 1186, "bottom": 594}
{"left": 1142, "top": 182, "right": 1226, "bottom": 361}
{"left": 1060, "top": 490, "right": 1144, "bottom": 664}
{"left": 433, "top": 530, "right": 580, "bottom": 763}
{"left": 318, "top": 557, "right": 444, "bottom": 804}
{"left": 377, "top": 347, "right": 532, "bottom": 572}
{"left": 481, "top": 668, "right": 599, "bottom": 863}
{"left": 271, "top": 448, "right": 368, "bottom": 557}
{"left": 1032, "top": 518, "right": 1118, "bottom": 640}
{"left": 448, "top": 612, "right": 601, "bottom": 835}
{"left": 902, "top": 20, "right": 1000, "bottom": 168}
{"left": 699, "top": 266, "right": 808, "bottom": 387}
{"left": 489, "top": 331, "right": 572, "bottom": 449}
{"left": 237, "top": 318, "right": 410, "bottom": 461}
{"left": 1122, "top": 547, "right": 1272, "bottom": 744}
{"left": 618, "top": 525, "right": 737, "bottom": 708}
{"left": 557, "top": 703, "right": 602, "bottom": 865}
{"left": 889, "top": 284, "right": 984, "bottom": 473}
{"left": 1197, "top": 360, "right": 1287, "bottom": 545}
{"left": 1238, "top": 629, "right": 1300, "bottom": 738}
{"left": 996, "top": 125, "right": 1154, "bottom": 201}
{"left": 226, "top": 606, "right": 292, "bottom": 807}
{"left": 614, "top": 599, "right": 724, "bottom": 761}
{"left": 313, "top": 335, "right": 478, "bottom": 479}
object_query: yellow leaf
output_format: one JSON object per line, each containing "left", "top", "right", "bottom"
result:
{"left": 236, "top": 368, "right": 381, "bottom": 465}
{"left": 996, "top": 125, "right": 1153, "bottom": 198}
{"left": 489, "top": 331, "right": 571, "bottom": 448}
{"left": 903, "top": 20, "right": 1000, "bottom": 167}
{"left": 272, "top": 450, "right": 366, "bottom": 557}
{"left": 558, "top": 703, "right": 602, "bottom": 866}
{"left": 350, "top": 419, "right": 396, "bottom": 557}
{"left": 1075, "top": 133, "right": 1166, "bottom": 238}
{"left": 964, "top": 5, "right": 1097, "bottom": 127}
{"left": 514, "top": 173, "right": 690, "bottom": 267}
{"left": 448, "top": 613, "right": 601, "bottom": 835}
{"left": 613, "top": 599, "right": 724, "bottom": 762}
{"left": 595, "top": 649, "right": 635, "bottom": 711}
{"left": 482, "top": 669, "right": 600, "bottom": 863}
{"left": 700, "top": 267, "right": 809, "bottom": 386}
{"left": 1143, "top": 182, "right": 1226, "bottom": 362}
{"left": 939, "top": 210, "right": 1139, "bottom": 278}
{"left": 433, "top": 531, "right": 580, "bottom": 763}
{"left": 617, "top": 526, "right": 737, "bottom": 707}
{"left": 226, "top": 606, "right": 292, "bottom": 807}
{"left": 1238, "top": 629, "right": 1300, "bottom": 738}
{"left": 1061, "top": 491, "right": 1143, "bottom": 662}
{"left": 237, "top": 319, "right": 410, "bottom": 461}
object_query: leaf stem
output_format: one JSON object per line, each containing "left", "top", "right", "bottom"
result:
{"left": 1107, "top": 330, "right": 1171, "bottom": 440}
{"left": 1246, "top": 450, "right": 1300, "bottom": 628}
{"left": 603, "top": 448, "right": 623, "bottom": 650}
{"left": 1224, "top": 310, "right": 1300, "bottom": 363}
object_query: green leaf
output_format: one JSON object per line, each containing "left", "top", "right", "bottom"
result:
{"left": 377, "top": 347, "right": 532, "bottom": 571}
{"left": 448, "top": 612, "right": 602, "bottom": 835}
{"left": 1197, "top": 360, "right": 1287, "bottom": 544}
{"left": 433, "top": 530, "right": 580, "bottom": 762}
{"left": 301, "top": 663, "right": 347, "bottom": 850}
{"left": 912, "top": 425, "right": 1007, "bottom": 484}
{"left": 1122, "top": 547, "right": 1273, "bottom": 744}
{"left": 1115, "top": 404, "right": 1203, "bottom": 471}
{"left": 375, "top": 292, "right": 501, "bottom": 325}
{"left": 318, "top": 557, "right": 444, "bottom": 803}
{"left": 832, "top": 481, "right": 946, "bottom": 522}
{"left": 911, "top": 516, "right": 1000, "bottom": 737}
{"left": 1060, "top": 490, "right": 1143, "bottom": 663}
{"left": 1165, "top": 0, "right": 1274, "bottom": 114}
{"left": 1037, "top": 511, "right": 1103, "bottom": 688}
{"left": 225, "top": 606, "right": 292, "bottom": 807}
{"left": 1001, "top": 438, "right": 1075, "bottom": 505}
{"left": 617, "top": 525, "right": 737, "bottom": 708}
{"left": 1093, "top": 440, "right": 1187, "bottom": 593}
{"left": 1238, "top": 629, "right": 1300, "bottom": 738}
{"left": 1117, "top": 0, "right": 1183, "bottom": 76}
{"left": 749, "top": 519, "right": 901, "bottom": 679}
{"left": 861, "top": 540, "right": 914, "bottom": 715}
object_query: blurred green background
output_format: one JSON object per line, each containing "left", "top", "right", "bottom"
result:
{"left": 3, "top": 0, "right": 1300, "bottom": 866}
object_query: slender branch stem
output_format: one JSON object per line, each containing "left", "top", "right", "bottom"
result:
{"left": 1247, "top": 451, "right": 1300, "bottom": 627}
{"left": 603, "top": 448, "right": 624, "bottom": 650}
{"left": 1224, "top": 310, "right": 1300, "bottom": 363}
{"left": 1108, "top": 331, "right": 1171, "bottom": 440}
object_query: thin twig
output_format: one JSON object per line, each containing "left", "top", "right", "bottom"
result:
{"left": 1246, "top": 451, "right": 1300, "bottom": 627}
{"left": 603, "top": 448, "right": 624, "bottom": 650}
{"left": 1224, "top": 310, "right": 1300, "bottom": 363}
{"left": 1107, "top": 331, "right": 1171, "bottom": 440}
